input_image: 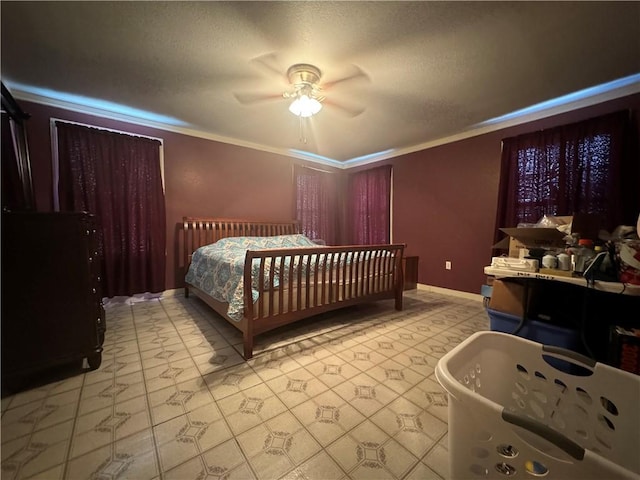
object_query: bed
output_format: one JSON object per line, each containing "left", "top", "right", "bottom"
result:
{"left": 182, "top": 217, "right": 405, "bottom": 359}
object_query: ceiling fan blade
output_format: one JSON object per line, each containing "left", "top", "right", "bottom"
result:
{"left": 233, "top": 92, "right": 284, "bottom": 105}
{"left": 323, "top": 99, "right": 366, "bottom": 118}
{"left": 321, "top": 65, "right": 370, "bottom": 90}
{"left": 248, "top": 52, "right": 289, "bottom": 86}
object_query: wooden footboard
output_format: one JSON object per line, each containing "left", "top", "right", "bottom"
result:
{"left": 240, "top": 244, "right": 404, "bottom": 358}
{"left": 182, "top": 217, "right": 404, "bottom": 359}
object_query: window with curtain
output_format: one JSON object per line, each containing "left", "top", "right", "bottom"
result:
{"left": 55, "top": 122, "right": 166, "bottom": 298}
{"left": 347, "top": 165, "right": 392, "bottom": 245}
{"left": 294, "top": 164, "right": 337, "bottom": 245}
{"left": 495, "top": 110, "right": 638, "bottom": 241}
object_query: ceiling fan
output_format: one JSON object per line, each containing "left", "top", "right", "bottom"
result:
{"left": 233, "top": 54, "right": 369, "bottom": 118}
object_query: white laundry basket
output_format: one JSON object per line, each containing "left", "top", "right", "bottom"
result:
{"left": 435, "top": 331, "right": 640, "bottom": 479}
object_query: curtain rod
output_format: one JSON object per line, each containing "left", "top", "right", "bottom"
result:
{"left": 51, "top": 118, "right": 163, "bottom": 144}
{"left": 296, "top": 163, "right": 336, "bottom": 174}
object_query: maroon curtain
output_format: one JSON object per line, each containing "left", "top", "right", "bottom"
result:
{"left": 494, "top": 110, "right": 638, "bottom": 243}
{"left": 56, "top": 122, "right": 166, "bottom": 297}
{"left": 347, "top": 165, "right": 391, "bottom": 244}
{"left": 294, "top": 165, "right": 337, "bottom": 245}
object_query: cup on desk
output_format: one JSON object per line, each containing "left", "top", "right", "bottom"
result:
{"left": 542, "top": 254, "right": 557, "bottom": 269}
{"left": 557, "top": 253, "right": 570, "bottom": 270}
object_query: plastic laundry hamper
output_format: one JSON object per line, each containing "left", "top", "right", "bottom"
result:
{"left": 435, "top": 331, "right": 640, "bottom": 479}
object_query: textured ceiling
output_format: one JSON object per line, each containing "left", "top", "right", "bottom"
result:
{"left": 2, "top": 1, "right": 639, "bottom": 165}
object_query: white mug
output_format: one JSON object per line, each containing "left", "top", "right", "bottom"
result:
{"left": 542, "top": 254, "right": 557, "bottom": 269}
{"left": 557, "top": 253, "right": 570, "bottom": 270}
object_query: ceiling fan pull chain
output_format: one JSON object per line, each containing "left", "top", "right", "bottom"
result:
{"left": 299, "top": 115, "right": 307, "bottom": 144}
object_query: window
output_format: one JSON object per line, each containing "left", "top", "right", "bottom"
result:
{"left": 495, "top": 110, "right": 637, "bottom": 237}
{"left": 54, "top": 121, "right": 166, "bottom": 297}
{"left": 514, "top": 133, "right": 612, "bottom": 221}
{"left": 346, "top": 165, "right": 392, "bottom": 244}
{"left": 294, "top": 165, "right": 337, "bottom": 245}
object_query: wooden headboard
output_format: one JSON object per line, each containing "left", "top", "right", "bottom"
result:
{"left": 182, "top": 217, "right": 300, "bottom": 267}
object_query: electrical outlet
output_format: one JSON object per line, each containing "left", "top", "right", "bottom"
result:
{"left": 445, "top": 261, "right": 452, "bottom": 270}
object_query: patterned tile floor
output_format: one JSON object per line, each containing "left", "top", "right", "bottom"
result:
{"left": 1, "top": 288, "right": 489, "bottom": 480}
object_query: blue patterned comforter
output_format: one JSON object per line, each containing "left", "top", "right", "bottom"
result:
{"left": 185, "top": 234, "right": 319, "bottom": 321}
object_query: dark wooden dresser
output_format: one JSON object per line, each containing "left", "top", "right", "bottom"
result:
{"left": 1, "top": 210, "right": 105, "bottom": 391}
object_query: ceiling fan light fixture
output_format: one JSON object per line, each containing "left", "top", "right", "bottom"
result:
{"left": 289, "top": 94, "right": 322, "bottom": 117}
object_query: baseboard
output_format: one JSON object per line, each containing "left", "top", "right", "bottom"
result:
{"left": 416, "top": 283, "right": 483, "bottom": 302}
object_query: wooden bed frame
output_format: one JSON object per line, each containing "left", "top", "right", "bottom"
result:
{"left": 183, "top": 217, "right": 405, "bottom": 359}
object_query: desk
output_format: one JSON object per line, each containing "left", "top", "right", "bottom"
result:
{"left": 484, "top": 266, "right": 640, "bottom": 296}
{"left": 484, "top": 266, "right": 640, "bottom": 366}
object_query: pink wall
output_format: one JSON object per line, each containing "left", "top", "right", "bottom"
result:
{"left": 19, "top": 93, "right": 640, "bottom": 295}
{"left": 390, "top": 93, "right": 640, "bottom": 294}
{"left": 390, "top": 134, "right": 501, "bottom": 294}
{"left": 22, "top": 102, "right": 337, "bottom": 290}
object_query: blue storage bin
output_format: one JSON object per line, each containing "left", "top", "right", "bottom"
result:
{"left": 486, "top": 307, "right": 583, "bottom": 354}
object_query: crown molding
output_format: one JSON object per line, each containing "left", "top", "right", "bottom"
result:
{"left": 9, "top": 74, "right": 640, "bottom": 170}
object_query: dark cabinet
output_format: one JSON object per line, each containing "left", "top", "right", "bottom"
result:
{"left": 1, "top": 211, "right": 105, "bottom": 389}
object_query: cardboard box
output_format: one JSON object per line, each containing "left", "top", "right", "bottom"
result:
{"left": 488, "top": 279, "right": 528, "bottom": 317}
{"left": 500, "top": 227, "right": 566, "bottom": 249}
{"left": 508, "top": 237, "right": 529, "bottom": 259}
{"left": 487, "top": 278, "right": 580, "bottom": 322}
{"left": 495, "top": 214, "right": 603, "bottom": 257}
{"left": 492, "top": 227, "right": 564, "bottom": 258}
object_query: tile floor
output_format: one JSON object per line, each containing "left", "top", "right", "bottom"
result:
{"left": 1, "top": 288, "right": 489, "bottom": 480}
